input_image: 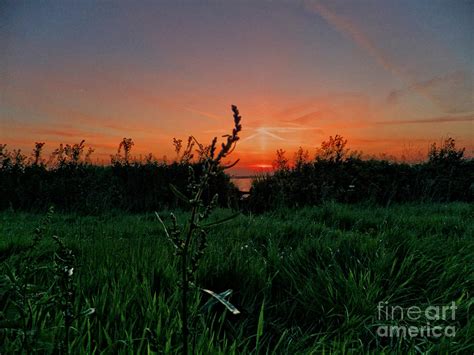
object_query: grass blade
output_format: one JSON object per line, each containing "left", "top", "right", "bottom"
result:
{"left": 201, "top": 213, "right": 240, "bottom": 228}
{"left": 201, "top": 288, "right": 240, "bottom": 315}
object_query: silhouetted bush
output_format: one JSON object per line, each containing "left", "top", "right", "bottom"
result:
{"left": 0, "top": 141, "right": 239, "bottom": 213}
{"left": 1, "top": 136, "right": 472, "bottom": 214}
{"left": 248, "top": 137, "right": 473, "bottom": 212}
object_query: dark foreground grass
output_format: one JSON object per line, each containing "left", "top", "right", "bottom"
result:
{"left": 1, "top": 203, "right": 473, "bottom": 353}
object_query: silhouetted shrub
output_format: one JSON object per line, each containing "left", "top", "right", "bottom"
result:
{"left": 0, "top": 140, "right": 240, "bottom": 213}
{"left": 248, "top": 137, "right": 473, "bottom": 212}
{"left": 2, "top": 136, "right": 472, "bottom": 214}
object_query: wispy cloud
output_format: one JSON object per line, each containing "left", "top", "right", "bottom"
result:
{"left": 272, "top": 100, "right": 320, "bottom": 119}
{"left": 387, "top": 70, "right": 474, "bottom": 113}
{"left": 375, "top": 114, "right": 474, "bottom": 125}
{"left": 35, "top": 128, "right": 103, "bottom": 139}
{"left": 240, "top": 125, "right": 324, "bottom": 148}
{"left": 286, "top": 110, "right": 329, "bottom": 124}
{"left": 350, "top": 137, "right": 432, "bottom": 144}
{"left": 183, "top": 107, "right": 222, "bottom": 121}
{"left": 270, "top": 94, "right": 372, "bottom": 128}
{"left": 246, "top": 125, "right": 323, "bottom": 133}
{"left": 241, "top": 128, "right": 287, "bottom": 143}
{"left": 304, "top": 1, "right": 456, "bottom": 112}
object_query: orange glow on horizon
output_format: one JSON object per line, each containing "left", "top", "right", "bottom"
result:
{"left": 249, "top": 163, "right": 273, "bottom": 170}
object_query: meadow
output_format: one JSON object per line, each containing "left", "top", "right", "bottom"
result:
{"left": 1, "top": 203, "right": 473, "bottom": 353}
{"left": 3, "top": 1, "right": 473, "bottom": 353}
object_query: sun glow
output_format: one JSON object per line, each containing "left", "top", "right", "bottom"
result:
{"left": 250, "top": 163, "right": 273, "bottom": 170}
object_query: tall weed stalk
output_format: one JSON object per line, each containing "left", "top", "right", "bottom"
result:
{"left": 156, "top": 105, "right": 242, "bottom": 354}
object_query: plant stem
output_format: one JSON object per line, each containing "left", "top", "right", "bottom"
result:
{"left": 181, "top": 243, "right": 188, "bottom": 355}
{"left": 181, "top": 199, "right": 199, "bottom": 355}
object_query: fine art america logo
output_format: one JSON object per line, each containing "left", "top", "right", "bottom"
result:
{"left": 377, "top": 301, "right": 457, "bottom": 338}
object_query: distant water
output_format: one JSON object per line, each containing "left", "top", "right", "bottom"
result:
{"left": 231, "top": 177, "right": 253, "bottom": 192}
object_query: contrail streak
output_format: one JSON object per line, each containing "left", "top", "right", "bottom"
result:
{"left": 305, "top": 1, "right": 450, "bottom": 112}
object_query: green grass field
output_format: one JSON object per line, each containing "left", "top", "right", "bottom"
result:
{"left": 1, "top": 203, "right": 473, "bottom": 353}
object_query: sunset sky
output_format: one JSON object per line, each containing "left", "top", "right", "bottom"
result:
{"left": 1, "top": 0, "right": 473, "bottom": 173}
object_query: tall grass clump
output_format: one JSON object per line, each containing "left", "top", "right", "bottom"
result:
{"left": 0, "top": 207, "right": 94, "bottom": 353}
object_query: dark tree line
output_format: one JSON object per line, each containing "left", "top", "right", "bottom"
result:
{"left": 0, "top": 139, "right": 240, "bottom": 213}
{"left": 248, "top": 136, "right": 473, "bottom": 212}
{"left": 1, "top": 135, "right": 472, "bottom": 214}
